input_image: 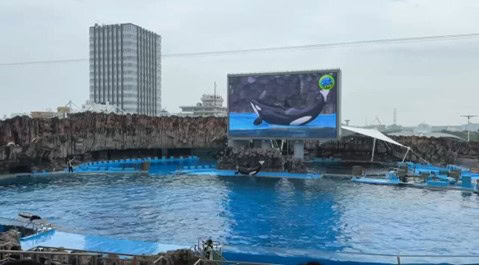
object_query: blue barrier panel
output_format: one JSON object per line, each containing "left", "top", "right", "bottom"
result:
{"left": 462, "top": 176, "right": 472, "bottom": 188}
{"left": 427, "top": 180, "right": 448, "bottom": 187}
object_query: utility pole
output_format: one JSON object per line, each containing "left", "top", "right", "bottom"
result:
{"left": 460, "top": 114, "right": 477, "bottom": 142}
{"left": 214, "top": 82, "right": 217, "bottom": 106}
{"left": 393, "top": 108, "right": 397, "bottom": 125}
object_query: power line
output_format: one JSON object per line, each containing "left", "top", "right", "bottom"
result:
{"left": 2, "top": 32, "right": 479, "bottom": 66}
{"left": 0, "top": 58, "right": 88, "bottom": 66}
{"left": 162, "top": 32, "right": 479, "bottom": 58}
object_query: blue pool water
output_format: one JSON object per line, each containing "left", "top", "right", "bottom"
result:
{"left": 1, "top": 174, "right": 479, "bottom": 257}
{"left": 229, "top": 112, "right": 337, "bottom": 138}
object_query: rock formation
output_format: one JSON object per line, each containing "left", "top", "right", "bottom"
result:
{"left": 217, "top": 147, "right": 284, "bottom": 171}
{"left": 152, "top": 249, "right": 201, "bottom": 265}
{"left": 217, "top": 147, "right": 308, "bottom": 173}
{"left": 0, "top": 229, "right": 22, "bottom": 263}
{"left": 0, "top": 260, "right": 43, "bottom": 265}
{"left": 311, "top": 135, "right": 479, "bottom": 166}
{"left": 1, "top": 112, "right": 478, "bottom": 173}
{"left": 0, "top": 113, "right": 227, "bottom": 173}
{"left": 0, "top": 230, "right": 21, "bottom": 250}
{"left": 0, "top": 246, "right": 200, "bottom": 265}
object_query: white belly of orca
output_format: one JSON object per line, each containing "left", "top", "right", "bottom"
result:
{"left": 249, "top": 171, "right": 257, "bottom": 175}
{"left": 290, "top": 116, "right": 312, "bottom": 126}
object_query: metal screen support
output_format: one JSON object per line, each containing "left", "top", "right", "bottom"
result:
{"left": 370, "top": 138, "right": 377, "bottom": 162}
{"left": 402, "top": 147, "right": 410, "bottom": 163}
{"left": 293, "top": 140, "right": 304, "bottom": 160}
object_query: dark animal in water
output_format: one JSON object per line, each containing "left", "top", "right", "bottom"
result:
{"left": 235, "top": 161, "right": 265, "bottom": 176}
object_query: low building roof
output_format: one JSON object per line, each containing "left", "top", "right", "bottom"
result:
{"left": 387, "top": 131, "right": 465, "bottom": 141}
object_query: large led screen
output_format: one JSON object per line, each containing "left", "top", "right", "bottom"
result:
{"left": 228, "top": 70, "right": 340, "bottom": 139}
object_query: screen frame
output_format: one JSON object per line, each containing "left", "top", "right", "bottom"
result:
{"left": 227, "top": 69, "right": 342, "bottom": 141}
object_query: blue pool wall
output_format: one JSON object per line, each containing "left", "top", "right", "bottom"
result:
{"left": 74, "top": 156, "right": 216, "bottom": 173}
{"left": 402, "top": 162, "right": 479, "bottom": 181}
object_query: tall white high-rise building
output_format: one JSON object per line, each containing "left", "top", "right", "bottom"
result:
{"left": 89, "top": 23, "right": 161, "bottom": 116}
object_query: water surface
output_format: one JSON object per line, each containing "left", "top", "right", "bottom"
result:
{"left": 1, "top": 174, "right": 478, "bottom": 255}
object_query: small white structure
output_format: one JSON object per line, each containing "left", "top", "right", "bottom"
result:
{"left": 414, "top": 123, "right": 432, "bottom": 134}
{"left": 80, "top": 100, "right": 126, "bottom": 114}
{"left": 388, "top": 131, "right": 464, "bottom": 141}
{"left": 179, "top": 94, "right": 227, "bottom": 117}
{"left": 158, "top": 109, "right": 170, "bottom": 116}
{"left": 10, "top": 113, "right": 31, "bottom": 118}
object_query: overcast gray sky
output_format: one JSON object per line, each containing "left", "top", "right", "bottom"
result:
{"left": 1, "top": 0, "right": 478, "bottom": 126}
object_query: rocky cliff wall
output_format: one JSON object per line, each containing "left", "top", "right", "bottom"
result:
{"left": 312, "top": 135, "right": 479, "bottom": 166}
{"left": 1, "top": 112, "right": 478, "bottom": 173}
{"left": 0, "top": 112, "right": 227, "bottom": 173}
{"left": 217, "top": 147, "right": 308, "bottom": 173}
{"left": 218, "top": 136, "right": 479, "bottom": 172}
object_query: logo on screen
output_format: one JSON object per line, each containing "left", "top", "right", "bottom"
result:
{"left": 318, "top": 74, "right": 335, "bottom": 90}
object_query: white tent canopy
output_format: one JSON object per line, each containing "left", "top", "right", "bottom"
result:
{"left": 342, "top": 126, "right": 409, "bottom": 162}
{"left": 340, "top": 126, "right": 430, "bottom": 164}
{"left": 342, "top": 126, "right": 406, "bottom": 148}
